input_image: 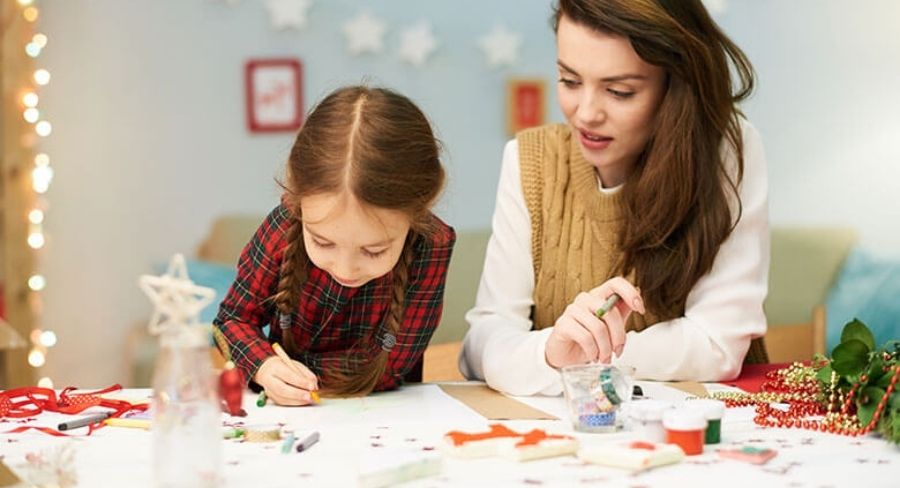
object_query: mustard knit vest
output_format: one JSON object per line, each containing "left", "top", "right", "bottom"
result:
{"left": 517, "top": 124, "right": 768, "bottom": 364}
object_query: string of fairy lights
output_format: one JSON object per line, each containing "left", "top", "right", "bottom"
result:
{"left": 16, "top": 0, "right": 56, "bottom": 388}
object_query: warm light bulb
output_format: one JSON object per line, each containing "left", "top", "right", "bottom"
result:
{"left": 33, "top": 34, "right": 48, "bottom": 48}
{"left": 22, "top": 92, "right": 38, "bottom": 107}
{"left": 17, "top": 0, "right": 34, "bottom": 6}
{"left": 32, "top": 165, "right": 54, "bottom": 193}
{"left": 37, "top": 377, "right": 54, "bottom": 389}
{"left": 33, "top": 69, "right": 50, "bottom": 85}
{"left": 40, "top": 330, "right": 58, "bottom": 348}
{"left": 35, "top": 120, "right": 52, "bottom": 137}
{"left": 29, "top": 209, "right": 45, "bottom": 224}
{"left": 25, "top": 43, "right": 42, "bottom": 58}
{"left": 28, "top": 274, "right": 46, "bottom": 291}
{"left": 27, "top": 231, "right": 45, "bottom": 249}
{"left": 35, "top": 153, "right": 49, "bottom": 166}
{"left": 28, "top": 348, "right": 46, "bottom": 367}
{"left": 23, "top": 108, "right": 40, "bottom": 123}
{"left": 23, "top": 7, "right": 39, "bottom": 22}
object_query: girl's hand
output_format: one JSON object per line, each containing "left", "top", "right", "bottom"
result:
{"left": 544, "top": 277, "right": 645, "bottom": 369}
{"left": 253, "top": 356, "right": 319, "bottom": 406}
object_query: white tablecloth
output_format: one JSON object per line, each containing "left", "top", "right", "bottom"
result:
{"left": 2, "top": 382, "right": 898, "bottom": 487}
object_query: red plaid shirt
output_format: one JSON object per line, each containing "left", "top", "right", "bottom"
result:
{"left": 214, "top": 205, "right": 455, "bottom": 391}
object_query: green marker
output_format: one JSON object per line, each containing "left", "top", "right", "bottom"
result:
{"left": 595, "top": 294, "right": 620, "bottom": 319}
{"left": 256, "top": 391, "right": 268, "bottom": 407}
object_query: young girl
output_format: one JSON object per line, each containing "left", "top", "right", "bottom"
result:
{"left": 461, "top": 0, "right": 770, "bottom": 395}
{"left": 214, "top": 86, "right": 455, "bottom": 405}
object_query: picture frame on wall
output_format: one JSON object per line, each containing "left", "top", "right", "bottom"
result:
{"left": 506, "top": 78, "right": 546, "bottom": 135}
{"left": 245, "top": 58, "right": 303, "bottom": 133}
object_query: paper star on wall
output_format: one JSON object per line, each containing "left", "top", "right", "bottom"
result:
{"left": 264, "top": 0, "right": 313, "bottom": 30}
{"left": 478, "top": 25, "right": 522, "bottom": 68}
{"left": 702, "top": 0, "right": 728, "bottom": 15}
{"left": 139, "top": 254, "right": 216, "bottom": 334}
{"left": 398, "top": 21, "right": 438, "bottom": 66}
{"left": 343, "top": 11, "right": 387, "bottom": 56}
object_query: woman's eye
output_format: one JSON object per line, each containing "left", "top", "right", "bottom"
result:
{"left": 609, "top": 89, "right": 635, "bottom": 99}
{"left": 558, "top": 77, "right": 580, "bottom": 88}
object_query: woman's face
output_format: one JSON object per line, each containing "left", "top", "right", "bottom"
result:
{"left": 556, "top": 14, "right": 667, "bottom": 187}
{"left": 300, "top": 192, "right": 410, "bottom": 288}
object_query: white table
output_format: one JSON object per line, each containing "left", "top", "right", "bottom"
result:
{"left": 2, "top": 382, "right": 898, "bottom": 487}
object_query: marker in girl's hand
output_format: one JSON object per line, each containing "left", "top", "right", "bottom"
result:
{"left": 595, "top": 294, "right": 620, "bottom": 319}
{"left": 272, "top": 342, "right": 320, "bottom": 404}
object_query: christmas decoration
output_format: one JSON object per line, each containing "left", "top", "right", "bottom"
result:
{"left": 342, "top": 11, "right": 387, "bottom": 56}
{"left": 478, "top": 25, "right": 522, "bottom": 68}
{"left": 138, "top": 254, "right": 215, "bottom": 334}
{"left": 398, "top": 20, "right": 438, "bottom": 66}
{"left": 709, "top": 319, "right": 899, "bottom": 444}
{"left": 264, "top": 0, "right": 313, "bottom": 31}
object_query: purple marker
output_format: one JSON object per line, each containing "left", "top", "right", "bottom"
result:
{"left": 295, "top": 431, "right": 320, "bottom": 453}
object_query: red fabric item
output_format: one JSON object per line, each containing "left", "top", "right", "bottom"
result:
{"left": 0, "top": 384, "right": 148, "bottom": 436}
{"left": 725, "top": 363, "right": 790, "bottom": 393}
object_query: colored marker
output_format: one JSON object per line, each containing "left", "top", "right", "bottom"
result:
{"left": 595, "top": 294, "right": 620, "bottom": 319}
{"left": 58, "top": 412, "right": 111, "bottom": 431}
{"left": 295, "top": 431, "right": 320, "bottom": 452}
{"left": 281, "top": 431, "right": 296, "bottom": 453}
{"left": 222, "top": 427, "right": 245, "bottom": 439}
{"left": 256, "top": 391, "right": 267, "bottom": 407}
{"left": 272, "top": 342, "right": 320, "bottom": 404}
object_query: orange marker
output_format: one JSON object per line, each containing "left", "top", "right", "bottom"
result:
{"left": 272, "top": 343, "right": 320, "bottom": 404}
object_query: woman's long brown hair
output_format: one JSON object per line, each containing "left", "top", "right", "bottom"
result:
{"left": 554, "top": 0, "right": 755, "bottom": 316}
{"left": 272, "top": 86, "right": 444, "bottom": 396}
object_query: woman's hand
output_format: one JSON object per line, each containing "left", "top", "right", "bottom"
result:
{"left": 545, "top": 277, "right": 645, "bottom": 369}
{"left": 253, "top": 356, "right": 319, "bottom": 406}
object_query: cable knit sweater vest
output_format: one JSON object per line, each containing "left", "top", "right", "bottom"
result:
{"left": 517, "top": 123, "right": 768, "bottom": 364}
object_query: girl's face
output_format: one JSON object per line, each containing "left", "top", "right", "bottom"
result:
{"left": 556, "top": 14, "right": 667, "bottom": 187}
{"left": 300, "top": 193, "right": 411, "bottom": 288}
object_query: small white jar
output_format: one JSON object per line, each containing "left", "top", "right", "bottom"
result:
{"left": 628, "top": 400, "right": 673, "bottom": 443}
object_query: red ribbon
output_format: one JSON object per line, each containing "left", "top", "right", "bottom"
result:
{"left": 0, "top": 384, "right": 149, "bottom": 436}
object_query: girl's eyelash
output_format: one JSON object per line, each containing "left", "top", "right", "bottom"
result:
{"left": 312, "top": 239, "right": 334, "bottom": 249}
{"left": 363, "top": 249, "right": 387, "bottom": 258}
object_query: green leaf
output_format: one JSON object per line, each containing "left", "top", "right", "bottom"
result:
{"left": 891, "top": 392, "right": 900, "bottom": 410}
{"left": 878, "top": 373, "right": 893, "bottom": 389}
{"left": 856, "top": 386, "right": 886, "bottom": 426}
{"left": 816, "top": 363, "right": 834, "bottom": 385}
{"left": 831, "top": 339, "right": 871, "bottom": 376}
{"left": 867, "top": 356, "right": 886, "bottom": 384}
{"left": 840, "top": 319, "right": 875, "bottom": 351}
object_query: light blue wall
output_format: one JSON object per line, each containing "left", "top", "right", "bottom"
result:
{"left": 34, "top": 0, "right": 900, "bottom": 385}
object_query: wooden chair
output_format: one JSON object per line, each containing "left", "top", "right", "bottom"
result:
{"left": 423, "top": 341, "right": 464, "bottom": 382}
{"left": 765, "top": 305, "right": 827, "bottom": 363}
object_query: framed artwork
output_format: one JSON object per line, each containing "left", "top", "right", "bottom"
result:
{"left": 506, "top": 78, "right": 546, "bottom": 135}
{"left": 244, "top": 58, "right": 303, "bottom": 133}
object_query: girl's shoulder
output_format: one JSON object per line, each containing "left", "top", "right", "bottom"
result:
{"left": 418, "top": 213, "right": 456, "bottom": 251}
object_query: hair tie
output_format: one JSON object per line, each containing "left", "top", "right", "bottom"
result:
{"left": 279, "top": 313, "right": 292, "bottom": 330}
{"left": 380, "top": 332, "right": 397, "bottom": 352}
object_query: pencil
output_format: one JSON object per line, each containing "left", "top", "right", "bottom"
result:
{"left": 103, "top": 418, "right": 151, "bottom": 430}
{"left": 595, "top": 294, "right": 620, "bottom": 319}
{"left": 272, "top": 342, "right": 320, "bottom": 403}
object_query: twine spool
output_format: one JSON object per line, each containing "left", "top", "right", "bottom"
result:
{"left": 243, "top": 424, "right": 282, "bottom": 443}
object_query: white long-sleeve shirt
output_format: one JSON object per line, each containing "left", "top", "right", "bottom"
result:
{"left": 459, "top": 121, "right": 770, "bottom": 396}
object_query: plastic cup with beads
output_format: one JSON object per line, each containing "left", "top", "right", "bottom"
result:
{"left": 560, "top": 364, "right": 633, "bottom": 433}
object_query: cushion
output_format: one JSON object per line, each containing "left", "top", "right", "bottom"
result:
{"left": 825, "top": 247, "right": 900, "bottom": 352}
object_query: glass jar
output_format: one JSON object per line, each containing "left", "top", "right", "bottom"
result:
{"left": 560, "top": 363, "right": 633, "bottom": 433}
{"left": 151, "top": 325, "right": 222, "bottom": 488}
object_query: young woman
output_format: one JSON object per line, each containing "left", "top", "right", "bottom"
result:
{"left": 461, "top": 0, "right": 769, "bottom": 395}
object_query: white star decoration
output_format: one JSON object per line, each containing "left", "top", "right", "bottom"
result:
{"left": 264, "top": 0, "right": 313, "bottom": 31}
{"left": 398, "top": 21, "right": 438, "bottom": 66}
{"left": 139, "top": 254, "right": 216, "bottom": 334}
{"left": 702, "top": 0, "right": 728, "bottom": 15}
{"left": 343, "top": 11, "right": 387, "bottom": 56}
{"left": 478, "top": 24, "right": 522, "bottom": 68}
